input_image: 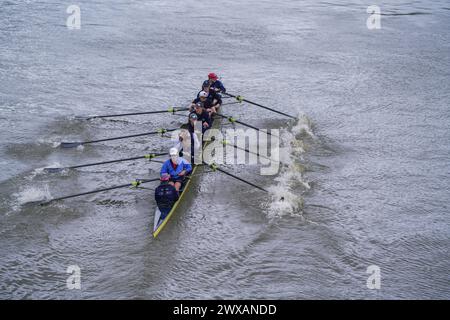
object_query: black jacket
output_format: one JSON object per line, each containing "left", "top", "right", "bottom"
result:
{"left": 155, "top": 183, "right": 179, "bottom": 211}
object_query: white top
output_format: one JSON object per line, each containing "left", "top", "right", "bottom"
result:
{"left": 173, "top": 129, "right": 201, "bottom": 163}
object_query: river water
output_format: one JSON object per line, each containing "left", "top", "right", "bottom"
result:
{"left": 0, "top": 0, "right": 449, "bottom": 299}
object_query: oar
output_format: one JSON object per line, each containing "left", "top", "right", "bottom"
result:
{"left": 44, "top": 153, "right": 167, "bottom": 173}
{"left": 204, "top": 161, "right": 268, "bottom": 193}
{"left": 77, "top": 107, "right": 189, "bottom": 120}
{"left": 220, "top": 139, "right": 286, "bottom": 166}
{"left": 39, "top": 178, "right": 160, "bottom": 206}
{"left": 221, "top": 101, "right": 242, "bottom": 106}
{"left": 214, "top": 114, "right": 279, "bottom": 138}
{"left": 60, "top": 128, "right": 178, "bottom": 148}
{"left": 223, "top": 92, "right": 296, "bottom": 120}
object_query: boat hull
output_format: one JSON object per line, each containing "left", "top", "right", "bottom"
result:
{"left": 152, "top": 112, "right": 221, "bottom": 238}
{"left": 152, "top": 164, "right": 199, "bottom": 237}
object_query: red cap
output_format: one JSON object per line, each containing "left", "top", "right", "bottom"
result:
{"left": 208, "top": 73, "right": 218, "bottom": 80}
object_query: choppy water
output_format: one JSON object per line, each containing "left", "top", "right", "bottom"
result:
{"left": 0, "top": 0, "right": 449, "bottom": 299}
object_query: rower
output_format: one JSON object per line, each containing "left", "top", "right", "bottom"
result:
{"left": 187, "top": 111, "right": 200, "bottom": 133}
{"left": 204, "top": 73, "right": 226, "bottom": 93}
{"left": 190, "top": 103, "right": 211, "bottom": 132}
{"left": 191, "top": 91, "right": 212, "bottom": 114}
{"left": 175, "top": 112, "right": 201, "bottom": 164}
{"left": 160, "top": 147, "right": 193, "bottom": 192}
{"left": 154, "top": 173, "right": 179, "bottom": 219}
{"left": 198, "top": 82, "right": 222, "bottom": 114}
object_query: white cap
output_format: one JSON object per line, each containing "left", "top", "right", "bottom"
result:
{"left": 199, "top": 91, "right": 208, "bottom": 98}
{"left": 169, "top": 147, "right": 178, "bottom": 156}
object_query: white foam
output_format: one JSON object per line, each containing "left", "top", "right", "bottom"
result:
{"left": 35, "top": 137, "right": 61, "bottom": 149}
{"left": 267, "top": 186, "right": 304, "bottom": 218}
{"left": 11, "top": 185, "right": 52, "bottom": 211}
{"left": 265, "top": 114, "right": 313, "bottom": 217}
{"left": 291, "top": 113, "right": 315, "bottom": 139}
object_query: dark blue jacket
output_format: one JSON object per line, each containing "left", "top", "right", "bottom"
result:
{"left": 193, "top": 96, "right": 213, "bottom": 109}
{"left": 203, "top": 80, "right": 226, "bottom": 93}
{"left": 196, "top": 90, "right": 222, "bottom": 105}
{"left": 155, "top": 183, "right": 179, "bottom": 211}
{"left": 210, "top": 80, "right": 226, "bottom": 93}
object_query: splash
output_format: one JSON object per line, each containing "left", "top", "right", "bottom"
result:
{"left": 267, "top": 184, "right": 304, "bottom": 218}
{"left": 36, "top": 137, "right": 63, "bottom": 149}
{"left": 52, "top": 141, "right": 61, "bottom": 148}
{"left": 34, "top": 163, "right": 71, "bottom": 177}
{"left": 291, "top": 113, "right": 315, "bottom": 139}
{"left": 266, "top": 114, "right": 313, "bottom": 218}
{"left": 13, "top": 185, "right": 52, "bottom": 208}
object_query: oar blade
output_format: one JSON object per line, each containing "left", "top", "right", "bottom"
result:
{"left": 74, "top": 116, "right": 91, "bottom": 121}
{"left": 43, "top": 167, "right": 65, "bottom": 173}
{"left": 60, "top": 142, "right": 83, "bottom": 148}
{"left": 21, "top": 199, "right": 46, "bottom": 206}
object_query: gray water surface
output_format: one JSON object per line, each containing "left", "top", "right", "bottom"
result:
{"left": 0, "top": 0, "right": 449, "bottom": 299}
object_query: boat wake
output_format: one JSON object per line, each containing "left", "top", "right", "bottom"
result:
{"left": 266, "top": 114, "right": 314, "bottom": 218}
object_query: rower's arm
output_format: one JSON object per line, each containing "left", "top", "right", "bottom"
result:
{"left": 173, "top": 141, "right": 183, "bottom": 154}
{"left": 204, "top": 111, "right": 212, "bottom": 127}
{"left": 218, "top": 81, "right": 226, "bottom": 93}
{"left": 184, "top": 161, "right": 193, "bottom": 174}
{"left": 160, "top": 161, "right": 169, "bottom": 176}
{"left": 216, "top": 94, "right": 223, "bottom": 105}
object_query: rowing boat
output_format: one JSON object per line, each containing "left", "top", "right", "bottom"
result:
{"left": 36, "top": 88, "right": 293, "bottom": 220}
{"left": 152, "top": 110, "right": 222, "bottom": 238}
